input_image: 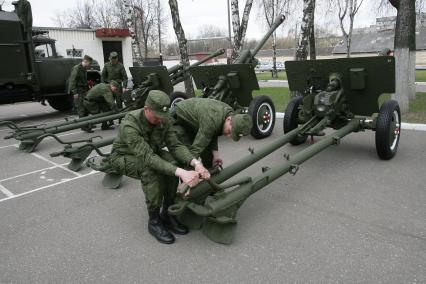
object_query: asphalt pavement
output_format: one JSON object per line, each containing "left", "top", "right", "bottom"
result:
{"left": 0, "top": 102, "right": 425, "bottom": 283}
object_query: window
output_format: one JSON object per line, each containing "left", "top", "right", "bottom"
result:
{"left": 66, "top": 49, "right": 83, "bottom": 57}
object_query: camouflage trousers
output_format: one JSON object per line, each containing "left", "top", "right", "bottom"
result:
{"left": 73, "top": 91, "right": 88, "bottom": 117}
{"left": 109, "top": 150, "right": 179, "bottom": 211}
{"left": 83, "top": 99, "right": 111, "bottom": 115}
{"left": 171, "top": 124, "right": 214, "bottom": 169}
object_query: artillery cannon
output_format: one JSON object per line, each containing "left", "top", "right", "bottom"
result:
{"left": 189, "top": 14, "right": 286, "bottom": 139}
{"left": 165, "top": 56, "right": 401, "bottom": 244}
{"left": 0, "top": 49, "right": 225, "bottom": 153}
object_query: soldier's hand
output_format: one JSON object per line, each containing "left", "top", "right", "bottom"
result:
{"left": 195, "top": 163, "right": 210, "bottom": 180}
{"left": 175, "top": 168, "right": 200, "bottom": 187}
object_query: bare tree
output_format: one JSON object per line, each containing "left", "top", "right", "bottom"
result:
{"left": 260, "top": 0, "right": 291, "bottom": 78}
{"left": 295, "top": 0, "right": 316, "bottom": 60}
{"left": 230, "top": 0, "right": 254, "bottom": 59}
{"left": 335, "top": 0, "right": 365, "bottom": 57}
{"left": 168, "top": 0, "right": 195, "bottom": 97}
{"left": 308, "top": 0, "right": 316, "bottom": 59}
{"left": 133, "top": 0, "right": 158, "bottom": 57}
{"left": 123, "top": 0, "right": 143, "bottom": 66}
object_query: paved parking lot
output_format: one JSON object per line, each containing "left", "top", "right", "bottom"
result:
{"left": 0, "top": 102, "right": 425, "bottom": 283}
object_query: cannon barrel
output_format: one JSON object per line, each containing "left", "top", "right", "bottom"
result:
{"left": 170, "top": 49, "right": 225, "bottom": 82}
{"left": 252, "top": 14, "right": 285, "bottom": 57}
{"left": 234, "top": 14, "right": 285, "bottom": 64}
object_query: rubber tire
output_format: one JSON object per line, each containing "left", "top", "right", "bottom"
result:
{"left": 283, "top": 96, "right": 308, "bottom": 146}
{"left": 375, "top": 100, "right": 401, "bottom": 160}
{"left": 248, "top": 95, "right": 276, "bottom": 139}
{"left": 47, "top": 94, "right": 74, "bottom": 112}
{"left": 169, "top": 91, "right": 188, "bottom": 108}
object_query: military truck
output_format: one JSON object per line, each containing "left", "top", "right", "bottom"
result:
{"left": 0, "top": 2, "right": 101, "bottom": 112}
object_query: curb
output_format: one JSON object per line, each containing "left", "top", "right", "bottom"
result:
{"left": 275, "top": 112, "right": 426, "bottom": 132}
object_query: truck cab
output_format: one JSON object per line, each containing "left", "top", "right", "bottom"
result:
{"left": 0, "top": 4, "right": 101, "bottom": 111}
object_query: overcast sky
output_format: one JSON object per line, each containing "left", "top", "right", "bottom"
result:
{"left": 1, "top": 0, "right": 395, "bottom": 41}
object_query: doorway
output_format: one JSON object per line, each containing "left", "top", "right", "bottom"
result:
{"left": 102, "top": 41, "right": 123, "bottom": 63}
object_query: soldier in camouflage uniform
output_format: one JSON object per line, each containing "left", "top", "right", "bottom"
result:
{"left": 101, "top": 51, "right": 129, "bottom": 108}
{"left": 83, "top": 80, "right": 120, "bottom": 130}
{"left": 172, "top": 98, "right": 252, "bottom": 179}
{"left": 68, "top": 55, "right": 93, "bottom": 132}
{"left": 109, "top": 90, "right": 208, "bottom": 244}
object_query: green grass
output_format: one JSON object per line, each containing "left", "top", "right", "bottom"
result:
{"left": 416, "top": 70, "right": 426, "bottom": 82}
{"left": 256, "top": 71, "right": 287, "bottom": 81}
{"left": 253, "top": 87, "right": 290, "bottom": 112}
{"left": 257, "top": 70, "right": 426, "bottom": 82}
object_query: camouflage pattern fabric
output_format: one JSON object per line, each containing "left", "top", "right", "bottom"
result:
{"left": 110, "top": 109, "right": 194, "bottom": 210}
{"left": 174, "top": 98, "right": 233, "bottom": 167}
{"left": 83, "top": 83, "right": 118, "bottom": 114}
{"left": 101, "top": 61, "right": 129, "bottom": 107}
{"left": 68, "top": 63, "right": 89, "bottom": 117}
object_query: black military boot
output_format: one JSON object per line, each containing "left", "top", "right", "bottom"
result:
{"left": 101, "top": 122, "right": 114, "bottom": 130}
{"left": 161, "top": 203, "right": 189, "bottom": 235}
{"left": 148, "top": 209, "right": 175, "bottom": 244}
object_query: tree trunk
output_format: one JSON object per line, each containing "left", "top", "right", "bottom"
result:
{"left": 308, "top": 0, "right": 316, "bottom": 60}
{"left": 272, "top": 31, "right": 278, "bottom": 78}
{"left": 230, "top": 0, "right": 253, "bottom": 60}
{"left": 392, "top": 0, "right": 416, "bottom": 112}
{"left": 295, "top": 0, "right": 312, "bottom": 61}
{"left": 124, "top": 0, "right": 143, "bottom": 66}
{"left": 168, "top": 0, "right": 195, "bottom": 97}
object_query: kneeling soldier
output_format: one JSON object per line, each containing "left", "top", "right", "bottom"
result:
{"left": 84, "top": 80, "right": 120, "bottom": 130}
{"left": 109, "top": 90, "right": 208, "bottom": 244}
{"left": 173, "top": 98, "right": 252, "bottom": 179}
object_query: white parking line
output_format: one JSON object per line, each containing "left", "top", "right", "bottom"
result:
{"left": 0, "top": 163, "right": 69, "bottom": 183}
{"left": 31, "top": 153, "right": 82, "bottom": 177}
{"left": 0, "top": 144, "right": 18, "bottom": 149}
{"left": 0, "top": 183, "right": 14, "bottom": 198}
{"left": 0, "top": 170, "right": 99, "bottom": 203}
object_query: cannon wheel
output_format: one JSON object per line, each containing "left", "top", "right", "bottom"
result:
{"left": 248, "top": 95, "right": 276, "bottom": 139}
{"left": 47, "top": 94, "right": 74, "bottom": 112}
{"left": 169, "top": 91, "right": 188, "bottom": 109}
{"left": 375, "top": 100, "right": 401, "bottom": 160}
{"left": 283, "top": 96, "right": 308, "bottom": 145}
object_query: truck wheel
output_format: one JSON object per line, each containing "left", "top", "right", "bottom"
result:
{"left": 283, "top": 96, "right": 307, "bottom": 145}
{"left": 248, "top": 95, "right": 276, "bottom": 139}
{"left": 169, "top": 91, "right": 188, "bottom": 109}
{"left": 47, "top": 94, "right": 74, "bottom": 112}
{"left": 375, "top": 100, "right": 401, "bottom": 160}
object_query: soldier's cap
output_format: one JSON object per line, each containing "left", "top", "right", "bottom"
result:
{"left": 145, "top": 90, "right": 170, "bottom": 119}
{"left": 110, "top": 80, "right": 120, "bottom": 88}
{"left": 83, "top": 55, "right": 93, "bottom": 62}
{"left": 231, "top": 114, "right": 252, "bottom": 142}
{"left": 109, "top": 51, "right": 119, "bottom": 59}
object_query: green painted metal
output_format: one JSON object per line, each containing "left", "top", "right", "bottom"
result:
{"left": 190, "top": 15, "right": 285, "bottom": 108}
{"left": 285, "top": 56, "right": 395, "bottom": 117}
{"left": 166, "top": 56, "right": 399, "bottom": 244}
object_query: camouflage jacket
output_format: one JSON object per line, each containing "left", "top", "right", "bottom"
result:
{"left": 86, "top": 83, "right": 117, "bottom": 111}
{"left": 68, "top": 63, "right": 88, "bottom": 94}
{"left": 112, "top": 109, "right": 194, "bottom": 176}
{"left": 175, "top": 98, "right": 233, "bottom": 157}
{"left": 101, "top": 62, "right": 128, "bottom": 86}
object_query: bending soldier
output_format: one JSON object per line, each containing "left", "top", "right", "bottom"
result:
{"left": 101, "top": 51, "right": 129, "bottom": 108}
{"left": 109, "top": 90, "right": 208, "bottom": 244}
{"left": 83, "top": 80, "right": 120, "bottom": 130}
{"left": 172, "top": 98, "right": 252, "bottom": 179}
{"left": 68, "top": 55, "right": 93, "bottom": 132}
